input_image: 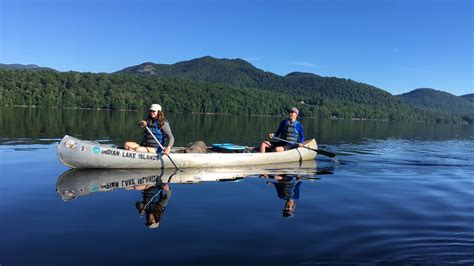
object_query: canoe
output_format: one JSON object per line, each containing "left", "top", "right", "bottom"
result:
{"left": 56, "top": 161, "right": 319, "bottom": 201}
{"left": 57, "top": 135, "right": 318, "bottom": 169}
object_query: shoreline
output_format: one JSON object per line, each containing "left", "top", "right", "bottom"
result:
{"left": 1, "top": 105, "right": 465, "bottom": 124}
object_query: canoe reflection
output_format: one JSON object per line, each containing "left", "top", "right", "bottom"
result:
{"left": 56, "top": 161, "right": 332, "bottom": 227}
{"left": 56, "top": 161, "right": 323, "bottom": 201}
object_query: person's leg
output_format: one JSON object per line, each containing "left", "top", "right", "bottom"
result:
{"left": 135, "top": 146, "right": 149, "bottom": 153}
{"left": 260, "top": 141, "right": 272, "bottom": 153}
{"left": 273, "top": 141, "right": 288, "bottom": 152}
{"left": 274, "top": 146, "right": 285, "bottom": 152}
{"left": 146, "top": 147, "right": 157, "bottom": 154}
{"left": 124, "top": 142, "right": 139, "bottom": 150}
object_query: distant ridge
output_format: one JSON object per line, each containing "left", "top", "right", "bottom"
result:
{"left": 397, "top": 88, "right": 474, "bottom": 115}
{"left": 0, "top": 63, "right": 56, "bottom": 72}
{"left": 116, "top": 56, "right": 405, "bottom": 110}
{"left": 460, "top": 93, "right": 474, "bottom": 103}
{"left": 116, "top": 56, "right": 279, "bottom": 89}
{"left": 1, "top": 57, "right": 472, "bottom": 124}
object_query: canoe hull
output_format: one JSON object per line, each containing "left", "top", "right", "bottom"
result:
{"left": 57, "top": 135, "right": 318, "bottom": 169}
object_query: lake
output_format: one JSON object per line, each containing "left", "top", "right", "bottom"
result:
{"left": 0, "top": 107, "right": 473, "bottom": 265}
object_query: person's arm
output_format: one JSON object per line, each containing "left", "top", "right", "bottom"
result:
{"left": 158, "top": 185, "right": 172, "bottom": 208}
{"left": 161, "top": 122, "right": 175, "bottom": 154}
{"left": 298, "top": 123, "right": 305, "bottom": 143}
{"left": 293, "top": 180, "right": 302, "bottom": 199}
{"left": 270, "top": 120, "right": 285, "bottom": 139}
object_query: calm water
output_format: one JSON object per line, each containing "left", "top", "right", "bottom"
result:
{"left": 0, "top": 107, "right": 473, "bottom": 265}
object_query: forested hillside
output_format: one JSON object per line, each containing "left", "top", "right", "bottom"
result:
{"left": 0, "top": 63, "right": 55, "bottom": 72}
{"left": 460, "top": 93, "right": 474, "bottom": 103}
{"left": 0, "top": 69, "right": 470, "bottom": 123}
{"left": 398, "top": 88, "right": 473, "bottom": 114}
{"left": 118, "top": 56, "right": 404, "bottom": 109}
{"left": 116, "top": 56, "right": 281, "bottom": 89}
{"left": 0, "top": 70, "right": 297, "bottom": 115}
{"left": 115, "top": 56, "right": 473, "bottom": 123}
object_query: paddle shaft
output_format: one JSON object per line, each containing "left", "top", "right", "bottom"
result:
{"left": 272, "top": 136, "right": 336, "bottom": 158}
{"left": 145, "top": 126, "right": 180, "bottom": 170}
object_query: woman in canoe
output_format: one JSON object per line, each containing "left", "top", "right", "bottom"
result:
{"left": 124, "top": 104, "right": 175, "bottom": 155}
{"left": 260, "top": 107, "right": 304, "bottom": 153}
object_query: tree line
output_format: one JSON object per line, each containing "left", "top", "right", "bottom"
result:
{"left": 0, "top": 69, "right": 471, "bottom": 124}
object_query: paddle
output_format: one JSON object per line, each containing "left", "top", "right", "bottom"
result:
{"left": 144, "top": 126, "right": 181, "bottom": 170}
{"left": 272, "top": 136, "right": 336, "bottom": 158}
{"left": 303, "top": 170, "right": 334, "bottom": 180}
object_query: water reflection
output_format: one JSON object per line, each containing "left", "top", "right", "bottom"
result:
{"left": 261, "top": 174, "right": 303, "bottom": 218}
{"left": 56, "top": 161, "right": 326, "bottom": 200}
{"left": 2, "top": 107, "right": 473, "bottom": 146}
{"left": 56, "top": 161, "right": 334, "bottom": 227}
{"left": 134, "top": 182, "right": 172, "bottom": 229}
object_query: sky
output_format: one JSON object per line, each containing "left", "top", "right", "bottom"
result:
{"left": 1, "top": 0, "right": 472, "bottom": 95}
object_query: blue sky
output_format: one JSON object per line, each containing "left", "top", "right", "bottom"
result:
{"left": 1, "top": 0, "right": 472, "bottom": 95}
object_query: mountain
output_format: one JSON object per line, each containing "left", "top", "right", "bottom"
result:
{"left": 116, "top": 56, "right": 280, "bottom": 89}
{"left": 1, "top": 57, "right": 471, "bottom": 124}
{"left": 397, "top": 88, "right": 474, "bottom": 115}
{"left": 460, "top": 93, "right": 474, "bottom": 103}
{"left": 117, "top": 56, "right": 409, "bottom": 112}
{"left": 0, "top": 63, "right": 56, "bottom": 72}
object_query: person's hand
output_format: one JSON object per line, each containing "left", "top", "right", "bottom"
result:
{"left": 138, "top": 120, "right": 147, "bottom": 128}
{"left": 163, "top": 147, "right": 171, "bottom": 155}
{"left": 268, "top": 133, "right": 274, "bottom": 139}
{"left": 162, "top": 184, "right": 170, "bottom": 191}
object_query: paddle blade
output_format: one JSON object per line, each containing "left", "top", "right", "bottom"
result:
{"left": 316, "top": 149, "right": 336, "bottom": 158}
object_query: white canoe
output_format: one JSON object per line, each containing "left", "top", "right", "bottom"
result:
{"left": 56, "top": 161, "right": 319, "bottom": 201}
{"left": 57, "top": 135, "right": 318, "bottom": 169}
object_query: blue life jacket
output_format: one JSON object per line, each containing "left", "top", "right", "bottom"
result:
{"left": 281, "top": 120, "right": 301, "bottom": 143}
{"left": 143, "top": 187, "right": 164, "bottom": 211}
{"left": 273, "top": 177, "right": 302, "bottom": 200}
{"left": 142, "top": 119, "right": 166, "bottom": 151}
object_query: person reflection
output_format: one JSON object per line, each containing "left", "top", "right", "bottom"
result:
{"left": 263, "top": 174, "right": 302, "bottom": 218}
{"left": 133, "top": 183, "right": 172, "bottom": 229}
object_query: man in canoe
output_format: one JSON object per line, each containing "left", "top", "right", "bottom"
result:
{"left": 260, "top": 107, "right": 305, "bottom": 153}
{"left": 124, "top": 104, "right": 175, "bottom": 155}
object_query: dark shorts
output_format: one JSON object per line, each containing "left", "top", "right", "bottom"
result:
{"left": 269, "top": 141, "right": 291, "bottom": 151}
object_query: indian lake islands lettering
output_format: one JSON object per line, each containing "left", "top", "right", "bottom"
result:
{"left": 100, "top": 175, "right": 159, "bottom": 190}
{"left": 100, "top": 149, "right": 161, "bottom": 160}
